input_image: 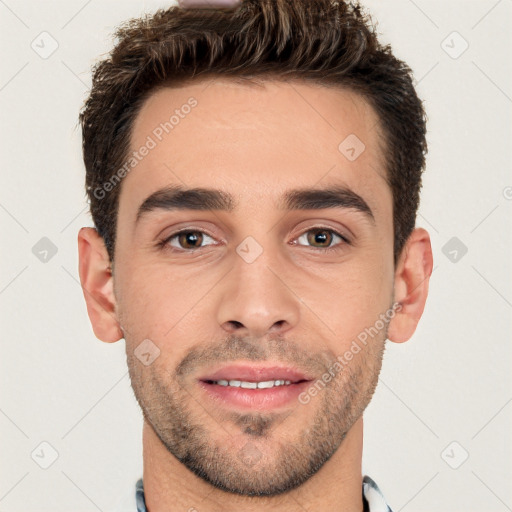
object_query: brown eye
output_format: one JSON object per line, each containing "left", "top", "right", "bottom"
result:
{"left": 164, "top": 230, "right": 216, "bottom": 251}
{"left": 178, "top": 231, "right": 203, "bottom": 249}
{"left": 307, "top": 229, "right": 332, "bottom": 248}
{"left": 296, "top": 228, "right": 348, "bottom": 250}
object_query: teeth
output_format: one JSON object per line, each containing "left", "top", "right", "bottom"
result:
{"left": 213, "top": 379, "right": 292, "bottom": 388}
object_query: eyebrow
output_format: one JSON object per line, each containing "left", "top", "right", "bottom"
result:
{"left": 135, "top": 184, "right": 374, "bottom": 224}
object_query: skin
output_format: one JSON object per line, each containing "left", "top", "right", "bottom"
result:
{"left": 78, "top": 78, "right": 433, "bottom": 512}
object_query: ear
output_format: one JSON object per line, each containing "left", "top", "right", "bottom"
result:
{"left": 77, "top": 227, "right": 123, "bottom": 343}
{"left": 387, "top": 227, "right": 433, "bottom": 343}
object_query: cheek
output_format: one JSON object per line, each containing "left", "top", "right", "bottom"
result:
{"left": 114, "top": 260, "right": 215, "bottom": 345}
{"left": 114, "top": 262, "right": 167, "bottom": 339}
{"left": 308, "top": 256, "right": 393, "bottom": 344}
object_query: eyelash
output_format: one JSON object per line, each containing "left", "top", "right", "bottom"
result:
{"left": 156, "top": 227, "right": 351, "bottom": 253}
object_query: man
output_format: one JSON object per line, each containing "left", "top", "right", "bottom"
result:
{"left": 77, "top": 0, "right": 433, "bottom": 510}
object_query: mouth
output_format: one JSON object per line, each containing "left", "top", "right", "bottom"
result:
{"left": 203, "top": 378, "right": 303, "bottom": 388}
{"left": 198, "top": 364, "right": 313, "bottom": 410}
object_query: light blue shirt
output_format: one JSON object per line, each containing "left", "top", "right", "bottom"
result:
{"left": 114, "top": 474, "right": 393, "bottom": 511}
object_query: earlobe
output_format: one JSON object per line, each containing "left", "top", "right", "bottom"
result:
{"left": 387, "top": 228, "right": 433, "bottom": 343}
{"left": 77, "top": 227, "right": 123, "bottom": 343}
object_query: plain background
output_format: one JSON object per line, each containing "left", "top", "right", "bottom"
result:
{"left": 1, "top": 0, "right": 511, "bottom": 510}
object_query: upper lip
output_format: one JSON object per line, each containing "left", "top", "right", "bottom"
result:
{"left": 199, "top": 364, "right": 313, "bottom": 383}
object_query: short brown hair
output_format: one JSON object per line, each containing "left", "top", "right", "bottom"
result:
{"left": 79, "top": 0, "right": 427, "bottom": 265}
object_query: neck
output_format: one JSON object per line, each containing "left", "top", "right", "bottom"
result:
{"left": 141, "top": 417, "right": 365, "bottom": 512}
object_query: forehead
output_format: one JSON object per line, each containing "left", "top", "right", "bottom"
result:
{"left": 119, "top": 78, "right": 390, "bottom": 220}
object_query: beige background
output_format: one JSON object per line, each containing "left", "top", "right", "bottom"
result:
{"left": 0, "top": 0, "right": 511, "bottom": 510}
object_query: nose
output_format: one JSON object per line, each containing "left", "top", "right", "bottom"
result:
{"left": 215, "top": 246, "right": 301, "bottom": 339}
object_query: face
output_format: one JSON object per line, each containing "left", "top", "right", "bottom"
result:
{"left": 112, "top": 78, "right": 396, "bottom": 495}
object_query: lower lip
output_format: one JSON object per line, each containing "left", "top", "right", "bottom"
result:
{"left": 198, "top": 380, "right": 311, "bottom": 410}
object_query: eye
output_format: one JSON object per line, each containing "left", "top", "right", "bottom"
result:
{"left": 160, "top": 230, "right": 217, "bottom": 251}
{"left": 295, "top": 228, "right": 350, "bottom": 251}
{"left": 157, "top": 227, "right": 350, "bottom": 254}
